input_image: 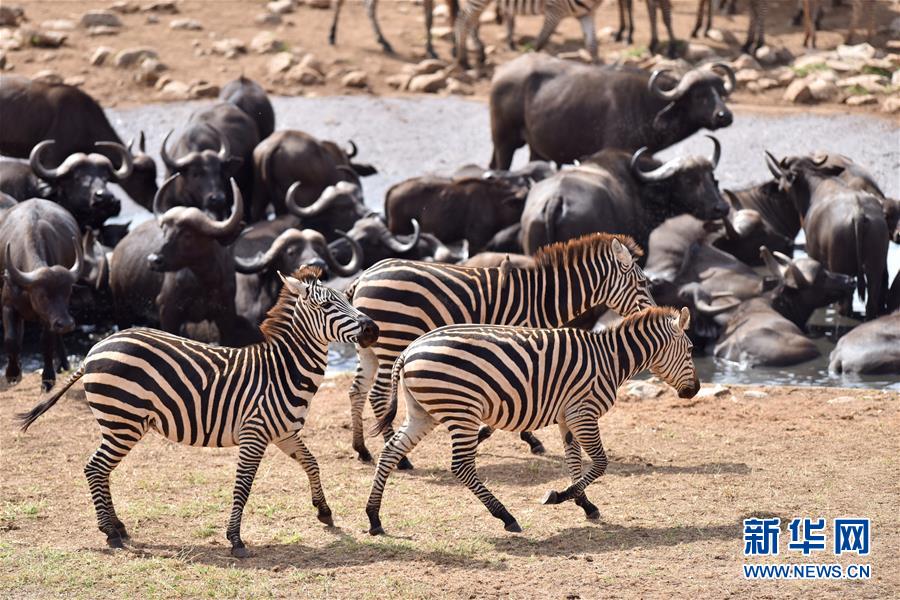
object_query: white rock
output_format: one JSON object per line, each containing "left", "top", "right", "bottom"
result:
{"left": 893, "top": 70, "right": 900, "bottom": 88}
{"left": 837, "top": 43, "right": 876, "bottom": 61}
{"left": 298, "top": 52, "right": 325, "bottom": 75}
{"left": 431, "top": 25, "right": 453, "bottom": 41}
{"left": 706, "top": 28, "right": 737, "bottom": 45}
{"left": 783, "top": 79, "right": 813, "bottom": 103}
{"left": 286, "top": 65, "right": 324, "bottom": 85}
{"left": 772, "top": 66, "right": 795, "bottom": 85}
{"left": 133, "top": 56, "right": 166, "bottom": 84}
{"left": 110, "top": 1, "right": 140, "bottom": 14}
{"left": 267, "top": 0, "right": 295, "bottom": 13}
{"left": 385, "top": 72, "right": 412, "bottom": 90}
{"left": 838, "top": 74, "right": 888, "bottom": 94}
{"left": 408, "top": 70, "right": 447, "bottom": 93}
{"left": 33, "top": 69, "right": 63, "bottom": 84}
{"left": 211, "top": 38, "right": 246, "bottom": 58}
{"left": 88, "top": 26, "right": 121, "bottom": 37}
{"left": 63, "top": 75, "right": 85, "bottom": 87}
{"left": 685, "top": 42, "right": 715, "bottom": 62}
{"left": 825, "top": 59, "right": 856, "bottom": 72}
{"left": 159, "top": 79, "right": 191, "bottom": 99}
{"left": 619, "top": 380, "right": 665, "bottom": 401}
{"left": 735, "top": 68, "right": 760, "bottom": 84}
{"left": 696, "top": 384, "right": 731, "bottom": 398}
{"left": 81, "top": 10, "right": 122, "bottom": 28}
{"left": 190, "top": 81, "right": 219, "bottom": 98}
{"left": 341, "top": 70, "right": 368, "bottom": 88}
{"left": 742, "top": 390, "right": 768, "bottom": 399}
{"left": 170, "top": 18, "right": 202, "bottom": 30}
{"left": 267, "top": 51, "right": 295, "bottom": 75}
{"left": 255, "top": 12, "right": 281, "bottom": 25}
{"left": 42, "top": 19, "right": 76, "bottom": 31}
{"left": 732, "top": 53, "right": 761, "bottom": 71}
{"left": 881, "top": 96, "right": 900, "bottom": 114}
{"left": 432, "top": 3, "right": 449, "bottom": 21}
{"left": 24, "top": 29, "right": 68, "bottom": 48}
{"left": 754, "top": 45, "right": 779, "bottom": 66}
{"left": 756, "top": 77, "right": 779, "bottom": 90}
{"left": 793, "top": 53, "right": 828, "bottom": 70}
{"left": 114, "top": 46, "right": 158, "bottom": 67}
{"left": 413, "top": 58, "right": 447, "bottom": 75}
{"left": 251, "top": 31, "right": 283, "bottom": 54}
{"left": 446, "top": 77, "right": 472, "bottom": 96}
{"left": 89, "top": 46, "right": 113, "bottom": 66}
{"left": 808, "top": 77, "right": 839, "bottom": 101}
{"left": 845, "top": 94, "right": 877, "bottom": 106}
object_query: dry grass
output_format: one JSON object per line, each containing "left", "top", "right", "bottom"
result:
{"left": 1, "top": 373, "right": 898, "bottom": 598}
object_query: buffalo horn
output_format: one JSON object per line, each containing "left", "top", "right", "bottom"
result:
{"left": 207, "top": 124, "right": 230, "bottom": 162}
{"left": 29, "top": 140, "right": 63, "bottom": 181}
{"left": 152, "top": 173, "right": 181, "bottom": 217}
{"left": 4, "top": 243, "right": 40, "bottom": 287}
{"left": 648, "top": 69, "right": 680, "bottom": 100}
{"left": 345, "top": 140, "right": 358, "bottom": 158}
{"left": 160, "top": 130, "right": 180, "bottom": 171}
{"left": 190, "top": 178, "right": 244, "bottom": 240}
{"left": 706, "top": 135, "right": 721, "bottom": 169}
{"left": 630, "top": 148, "right": 681, "bottom": 183}
{"left": 234, "top": 228, "right": 308, "bottom": 274}
{"left": 759, "top": 246, "right": 784, "bottom": 282}
{"left": 325, "top": 231, "right": 363, "bottom": 277}
{"left": 692, "top": 287, "right": 741, "bottom": 316}
{"left": 764, "top": 151, "right": 784, "bottom": 179}
{"left": 67, "top": 235, "right": 84, "bottom": 282}
{"left": 382, "top": 219, "right": 421, "bottom": 253}
{"left": 710, "top": 62, "right": 736, "bottom": 95}
{"left": 286, "top": 182, "right": 342, "bottom": 218}
{"left": 95, "top": 141, "right": 134, "bottom": 181}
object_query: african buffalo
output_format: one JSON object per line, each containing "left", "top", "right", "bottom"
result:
{"left": 386, "top": 175, "right": 528, "bottom": 254}
{"left": 520, "top": 137, "right": 729, "bottom": 256}
{"left": 451, "top": 161, "right": 557, "bottom": 186}
{"left": 329, "top": 216, "right": 462, "bottom": 269}
{"left": 251, "top": 130, "right": 377, "bottom": 222}
{"left": 766, "top": 152, "right": 889, "bottom": 319}
{"left": 219, "top": 76, "right": 275, "bottom": 141}
{"left": 829, "top": 312, "right": 900, "bottom": 375}
{"left": 0, "top": 191, "right": 16, "bottom": 211}
{"left": 717, "top": 184, "right": 799, "bottom": 264}
{"left": 489, "top": 55, "right": 734, "bottom": 169}
{"left": 0, "top": 199, "right": 84, "bottom": 391}
{"left": 285, "top": 181, "right": 374, "bottom": 241}
{"left": 0, "top": 76, "right": 157, "bottom": 208}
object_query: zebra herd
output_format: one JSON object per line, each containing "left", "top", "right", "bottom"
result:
{"left": 19, "top": 234, "right": 701, "bottom": 557}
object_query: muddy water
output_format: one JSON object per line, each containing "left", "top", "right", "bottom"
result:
{"left": 89, "top": 98, "right": 897, "bottom": 390}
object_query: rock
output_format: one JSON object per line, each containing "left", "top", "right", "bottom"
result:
{"left": 743, "top": 390, "right": 768, "bottom": 399}
{"left": 267, "top": 0, "right": 295, "bottom": 14}
{"left": 146, "top": 14, "right": 159, "bottom": 24}
{"left": 286, "top": 65, "right": 324, "bottom": 85}
{"left": 89, "top": 46, "right": 113, "bottom": 66}
{"left": 732, "top": 53, "right": 761, "bottom": 71}
{"left": 190, "top": 81, "right": 219, "bottom": 98}
{"left": 63, "top": 75, "right": 85, "bottom": 87}
{"left": 706, "top": 28, "right": 737, "bottom": 45}
{"left": 114, "top": 46, "right": 158, "bottom": 67}
{"left": 0, "top": 5, "right": 25, "bottom": 27}
{"left": 893, "top": 70, "right": 900, "bottom": 88}
{"left": 26, "top": 30, "right": 68, "bottom": 48}
{"left": 433, "top": 3, "right": 449, "bottom": 21}
{"left": 298, "top": 52, "right": 325, "bottom": 75}
{"left": 754, "top": 45, "right": 781, "bottom": 66}
{"left": 845, "top": 94, "right": 877, "bottom": 106}
{"left": 159, "top": 79, "right": 191, "bottom": 99}
{"left": 33, "top": 69, "right": 63, "bottom": 84}
{"left": 557, "top": 49, "right": 593, "bottom": 63}
{"left": 251, "top": 31, "right": 284, "bottom": 54}
{"left": 684, "top": 42, "right": 715, "bottom": 62}
{"left": 446, "top": 77, "right": 472, "bottom": 96}
{"left": 837, "top": 43, "right": 876, "bottom": 61}
{"left": 42, "top": 19, "right": 77, "bottom": 31}
{"left": 696, "top": 384, "right": 731, "bottom": 399}
{"left": 888, "top": 40, "right": 900, "bottom": 51}
{"left": 881, "top": 96, "right": 900, "bottom": 114}
{"left": 170, "top": 18, "right": 202, "bottom": 30}
{"left": 133, "top": 56, "right": 166, "bottom": 84}
{"left": 756, "top": 77, "right": 779, "bottom": 90}
{"left": 255, "top": 12, "right": 282, "bottom": 25}
{"left": 267, "top": 51, "right": 295, "bottom": 75}
{"left": 808, "top": 77, "right": 838, "bottom": 101}
{"left": 793, "top": 53, "right": 828, "bottom": 70}
{"left": 88, "top": 26, "right": 121, "bottom": 36}
{"left": 772, "top": 66, "right": 795, "bottom": 85}
{"left": 891, "top": 16, "right": 900, "bottom": 35}
{"left": 153, "top": 74, "right": 171, "bottom": 90}
{"left": 211, "top": 38, "right": 246, "bottom": 58}
{"left": 341, "top": 70, "right": 368, "bottom": 88}
{"left": 0, "top": 30, "right": 22, "bottom": 52}
{"left": 838, "top": 74, "right": 888, "bottom": 94}
{"left": 81, "top": 9, "right": 122, "bottom": 28}
{"left": 619, "top": 380, "right": 665, "bottom": 402}
{"left": 735, "top": 68, "right": 760, "bottom": 84}
{"left": 825, "top": 59, "right": 856, "bottom": 72}
{"left": 408, "top": 70, "right": 447, "bottom": 93}
{"left": 306, "top": 0, "right": 331, "bottom": 8}
{"left": 413, "top": 58, "right": 447, "bottom": 75}
{"left": 783, "top": 79, "right": 813, "bottom": 103}
{"left": 143, "top": 1, "right": 179, "bottom": 13}
{"left": 110, "top": 1, "right": 140, "bottom": 14}
{"left": 386, "top": 72, "right": 412, "bottom": 91}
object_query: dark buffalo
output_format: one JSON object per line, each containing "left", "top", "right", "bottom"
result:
{"left": 829, "top": 312, "right": 900, "bottom": 375}
{"left": 0, "top": 191, "right": 16, "bottom": 211}
{"left": 161, "top": 102, "right": 257, "bottom": 219}
{"left": 766, "top": 152, "right": 889, "bottom": 319}
{"left": 0, "top": 158, "right": 45, "bottom": 201}
{"left": 285, "top": 181, "right": 374, "bottom": 241}
{"left": 718, "top": 183, "right": 799, "bottom": 264}
{"left": 219, "top": 76, "right": 275, "bottom": 140}
{"left": 251, "top": 130, "right": 377, "bottom": 222}
{"left": 520, "top": 137, "right": 729, "bottom": 256}
{"left": 451, "top": 161, "right": 557, "bottom": 186}
{"left": 385, "top": 175, "right": 528, "bottom": 254}
{"left": 489, "top": 54, "right": 734, "bottom": 169}
{"left": 0, "top": 199, "right": 84, "bottom": 391}
{"left": 0, "top": 76, "right": 157, "bottom": 208}
{"left": 329, "top": 216, "right": 462, "bottom": 269}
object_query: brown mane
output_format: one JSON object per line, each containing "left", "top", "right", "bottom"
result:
{"left": 534, "top": 233, "right": 644, "bottom": 268}
{"left": 259, "top": 265, "right": 324, "bottom": 341}
{"left": 616, "top": 306, "right": 679, "bottom": 330}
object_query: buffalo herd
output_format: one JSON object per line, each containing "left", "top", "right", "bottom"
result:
{"left": 0, "top": 60, "right": 897, "bottom": 396}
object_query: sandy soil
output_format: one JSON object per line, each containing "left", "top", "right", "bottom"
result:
{"left": 3, "top": 0, "right": 898, "bottom": 113}
{"left": 1, "top": 371, "right": 897, "bottom": 598}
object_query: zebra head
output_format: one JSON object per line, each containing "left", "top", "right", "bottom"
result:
{"left": 278, "top": 269, "right": 379, "bottom": 348}
{"left": 648, "top": 307, "right": 699, "bottom": 399}
{"left": 598, "top": 238, "right": 656, "bottom": 316}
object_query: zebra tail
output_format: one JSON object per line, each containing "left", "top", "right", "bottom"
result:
{"left": 16, "top": 365, "right": 86, "bottom": 432}
{"left": 369, "top": 354, "right": 405, "bottom": 437}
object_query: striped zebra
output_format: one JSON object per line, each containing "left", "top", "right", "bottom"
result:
{"left": 692, "top": 0, "right": 767, "bottom": 53}
{"left": 365, "top": 306, "right": 698, "bottom": 534}
{"left": 348, "top": 233, "right": 655, "bottom": 469}
{"left": 645, "top": 0, "right": 678, "bottom": 57}
{"left": 801, "top": 0, "right": 875, "bottom": 48}
{"left": 17, "top": 267, "right": 379, "bottom": 558}
{"left": 455, "top": 0, "right": 603, "bottom": 69}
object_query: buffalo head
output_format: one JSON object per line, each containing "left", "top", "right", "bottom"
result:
{"left": 764, "top": 151, "right": 845, "bottom": 216}
{"left": 30, "top": 139, "right": 130, "bottom": 230}
{"left": 322, "top": 139, "right": 378, "bottom": 181}
{"left": 649, "top": 63, "right": 735, "bottom": 132}
{"left": 123, "top": 131, "right": 159, "bottom": 210}
{"left": 329, "top": 216, "right": 429, "bottom": 268}
{"left": 5, "top": 239, "right": 83, "bottom": 334}
{"left": 286, "top": 180, "right": 373, "bottom": 236}
{"left": 631, "top": 136, "right": 729, "bottom": 221}
{"left": 234, "top": 227, "right": 363, "bottom": 278}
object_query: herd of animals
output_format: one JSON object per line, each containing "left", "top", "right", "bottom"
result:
{"left": 329, "top": 0, "right": 879, "bottom": 65}
{"left": 0, "top": 42, "right": 898, "bottom": 557}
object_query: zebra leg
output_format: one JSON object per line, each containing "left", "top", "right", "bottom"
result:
{"left": 275, "top": 433, "right": 333, "bottom": 526}
{"left": 659, "top": 0, "right": 678, "bottom": 58}
{"left": 455, "top": 13, "right": 471, "bottom": 69}
{"left": 542, "top": 417, "right": 607, "bottom": 506}
{"left": 368, "top": 361, "right": 415, "bottom": 470}
{"left": 350, "top": 347, "right": 379, "bottom": 463}
{"left": 626, "top": 0, "right": 634, "bottom": 43}
{"left": 329, "top": 0, "right": 344, "bottom": 45}
{"left": 691, "top": 0, "right": 706, "bottom": 38}
{"left": 424, "top": 0, "right": 437, "bottom": 58}
{"left": 646, "top": 0, "right": 660, "bottom": 55}
{"left": 226, "top": 434, "right": 268, "bottom": 558}
{"left": 506, "top": 14, "right": 516, "bottom": 51}
{"left": 472, "top": 21, "right": 487, "bottom": 66}
{"left": 364, "top": 0, "right": 394, "bottom": 54}
{"left": 450, "top": 428, "right": 521, "bottom": 532}
{"left": 615, "top": 0, "right": 626, "bottom": 41}
{"left": 84, "top": 429, "right": 144, "bottom": 548}
{"left": 533, "top": 15, "right": 561, "bottom": 53}
{"left": 579, "top": 14, "right": 599, "bottom": 63}
{"left": 558, "top": 423, "right": 600, "bottom": 520}
{"left": 366, "top": 408, "right": 438, "bottom": 535}
{"left": 521, "top": 431, "right": 546, "bottom": 455}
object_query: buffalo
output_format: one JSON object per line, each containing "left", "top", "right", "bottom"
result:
{"left": 489, "top": 55, "right": 734, "bottom": 169}
{"left": 0, "top": 199, "right": 84, "bottom": 391}
{"left": 829, "top": 312, "right": 900, "bottom": 375}
{"left": 219, "top": 76, "right": 275, "bottom": 141}
{"left": 520, "top": 137, "right": 729, "bottom": 256}
{"left": 0, "top": 76, "right": 157, "bottom": 208}
{"left": 329, "top": 216, "right": 462, "bottom": 269}
{"left": 285, "top": 181, "right": 374, "bottom": 242}
{"left": 718, "top": 185, "right": 799, "bottom": 264}
{"left": 451, "top": 161, "right": 557, "bottom": 186}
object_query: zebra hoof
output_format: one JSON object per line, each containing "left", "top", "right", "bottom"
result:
{"left": 231, "top": 545, "right": 249, "bottom": 559}
{"left": 397, "top": 456, "right": 414, "bottom": 471}
{"left": 356, "top": 449, "right": 373, "bottom": 464}
{"left": 41, "top": 379, "right": 54, "bottom": 393}
{"left": 504, "top": 520, "right": 522, "bottom": 533}
{"left": 106, "top": 536, "right": 125, "bottom": 550}
{"left": 542, "top": 490, "right": 561, "bottom": 505}
{"left": 369, "top": 525, "right": 385, "bottom": 536}
{"left": 529, "top": 443, "right": 546, "bottom": 456}
{"left": 317, "top": 509, "right": 334, "bottom": 527}
{"left": 585, "top": 509, "right": 601, "bottom": 521}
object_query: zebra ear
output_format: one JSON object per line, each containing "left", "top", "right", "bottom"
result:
{"left": 278, "top": 271, "right": 311, "bottom": 300}
{"left": 611, "top": 238, "right": 633, "bottom": 268}
{"left": 678, "top": 306, "right": 691, "bottom": 331}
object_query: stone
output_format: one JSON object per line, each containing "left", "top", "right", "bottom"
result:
{"left": 696, "top": 384, "right": 731, "bottom": 399}
{"left": 0, "top": 5, "right": 25, "bottom": 27}
{"left": 159, "top": 79, "right": 191, "bottom": 99}
{"left": 41, "top": 19, "right": 76, "bottom": 31}
{"left": 341, "top": 70, "right": 368, "bottom": 88}
{"left": 298, "top": 52, "right": 325, "bottom": 75}
{"left": 110, "top": 1, "right": 140, "bottom": 14}
{"left": 732, "top": 53, "right": 761, "bottom": 71}
{"left": 793, "top": 53, "right": 828, "bottom": 70}
{"left": 153, "top": 74, "right": 171, "bottom": 90}
{"left": 267, "top": 51, "right": 295, "bottom": 75}
{"left": 684, "top": 42, "right": 715, "bottom": 62}
{"left": 255, "top": 12, "right": 281, "bottom": 25}
{"left": 838, "top": 74, "right": 888, "bottom": 94}
{"left": 783, "top": 79, "right": 813, "bottom": 104}
{"left": 89, "top": 46, "right": 113, "bottom": 66}
{"left": 133, "top": 56, "right": 166, "bottom": 84}
{"left": 891, "top": 16, "right": 900, "bottom": 35}
{"left": 190, "top": 81, "right": 220, "bottom": 98}
{"left": 756, "top": 77, "right": 779, "bottom": 90}
{"left": 146, "top": 14, "right": 159, "bottom": 24}
{"left": 306, "top": 0, "right": 330, "bottom": 8}
{"left": 742, "top": 390, "right": 768, "bottom": 399}
{"left": 808, "top": 77, "right": 838, "bottom": 101}
{"left": 88, "top": 26, "right": 121, "bottom": 36}
{"left": 772, "top": 66, "right": 795, "bottom": 85}
{"left": 893, "top": 70, "right": 900, "bottom": 88}
{"left": 63, "top": 75, "right": 85, "bottom": 87}
{"left": 385, "top": 72, "right": 412, "bottom": 91}
{"left": 286, "top": 64, "right": 324, "bottom": 85}
{"left": 33, "top": 70, "right": 62, "bottom": 84}
{"left": 26, "top": 30, "right": 67, "bottom": 48}
{"left": 825, "top": 59, "right": 855, "bottom": 72}
{"left": 837, "top": 43, "right": 876, "bottom": 61}
{"left": 446, "top": 77, "right": 472, "bottom": 96}
{"left": 170, "top": 18, "right": 202, "bottom": 30}
{"left": 81, "top": 10, "right": 122, "bottom": 28}
{"left": 408, "top": 70, "right": 447, "bottom": 93}
{"left": 143, "top": 1, "right": 179, "bottom": 13}
{"left": 114, "top": 46, "right": 158, "bottom": 67}
{"left": 211, "top": 38, "right": 246, "bottom": 58}
{"left": 845, "top": 94, "right": 877, "bottom": 106}
{"left": 706, "top": 28, "right": 737, "bottom": 45}
{"left": 413, "top": 58, "right": 447, "bottom": 75}
{"left": 881, "top": 96, "right": 900, "bottom": 113}
{"left": 735, "top": 68, "right": 760, "bottom": 84}
{"left": 619, "top": 380, "right": 665, "bottom": 402}
{"left": 754, "top": 45, "right": 779, "bottom": 66}
{"left": 267, "top": 0, "right": 295, "bottom": 14}
{"left": 557, "top": 49, "right": 593, "bottom": 63}
{"left": 432, "top": 3, "right": 449, "bottom": 21}
{"left": 251, "top": 31, "right": 283, "bottom": 54}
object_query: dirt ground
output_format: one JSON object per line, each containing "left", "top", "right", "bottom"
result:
{"left": 3, "top": 0, "right": 898, "bottom": 113}
{"left": 1, "top": 371, "right": 897, "bottom": 598}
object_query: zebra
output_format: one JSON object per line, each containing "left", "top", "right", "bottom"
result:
{"left": 692, "top": 0, "right": 768, "bottom": 53}
{"left": 365, "top": 306, "right": 698, "bottom": 535}
{"left": 800, "top": 0, "right": 876, "bottom": 48}
{"left": 454, "top": 0, "right": 603, "bottom": 69}
{"left": 17, "top": 267, "right": 379, "bottom": 558}
{"left": 348, "top": 233, "right": 655, "bottom": 469}
{"left": 645, "top": 0, "right": 679, "bottom": 58}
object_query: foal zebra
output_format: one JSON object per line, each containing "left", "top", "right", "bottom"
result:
{"left": 348, "top": 233, "right": 655, "bottom": 469}
{"left": 18, "top": 267, "right": 378, "bottom": 558}
{"left": 365, "top": 306, "right": 698, "bottom": 534}
{"left": 455, "top": 0, "right": 603, "bottom": 68}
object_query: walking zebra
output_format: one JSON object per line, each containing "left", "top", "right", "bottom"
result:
{"left": 348, "top": 233, "right": 655, "bottom": 469}
{"left": 455, "top": 0, "right": 603, "bottom": 69}
{"left": 645, "top": 0, "right": 679, "bottom": 58}
{"left": 693, "top": 0, "right": 767, "bottom": 53}
{"left": 365, "top": 306, "right": 699, "bottom": 534}
{"left": 17, "top": 267, "right": 379, "bottom": 558}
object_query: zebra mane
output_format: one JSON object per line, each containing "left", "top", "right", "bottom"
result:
{"left": 259, "top": 265, "right": 325, "bottom": 341}
{"left": 615, "top": 306, "right": 679, "bottom": 331}
{"left": 534, "top": 233, "right": 644, "bottom": 268}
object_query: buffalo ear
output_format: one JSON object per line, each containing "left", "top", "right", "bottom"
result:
{"left": 278, "top": 271, "right": 310, "bottom": 300}
{"left": 611, "top": 238, "right": 633, "bottom": 268}
{"left": 678, "top": 306, "right": 691, "bottom": 331}
{"left": 225, "top": 156, "right": 243, "bottom": 176}
{"left": 819, "top": 165, "right": 844, "bottom": 177}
